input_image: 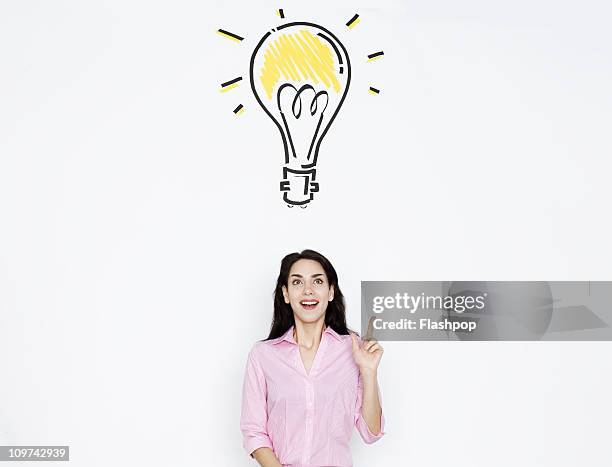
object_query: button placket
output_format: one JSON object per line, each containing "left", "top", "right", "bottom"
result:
{"left": 302, "top": 378, "right": 315, "bottom": 465}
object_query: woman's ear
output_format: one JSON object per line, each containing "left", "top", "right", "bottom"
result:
{"left": 329, "top": 284, "right": 334, "bottom": 302}
{"left": 282, "top": 285, "right": 290, "bottom": 304}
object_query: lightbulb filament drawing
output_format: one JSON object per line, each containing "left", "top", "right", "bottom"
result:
{"left": 217, "top": 11, "right": 383, "bottom": 207}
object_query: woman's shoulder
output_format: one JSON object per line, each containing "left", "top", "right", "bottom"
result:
{"left": 247, "top": 338, "right": 277, "bottom": 359}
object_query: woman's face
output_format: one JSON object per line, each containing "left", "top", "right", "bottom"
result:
{"left": 282, "top": 259, "right": 335, "bottom": 324}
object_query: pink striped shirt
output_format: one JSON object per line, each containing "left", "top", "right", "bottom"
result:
{"left": 240, "top": 325, "right": 385, "bottom": 466}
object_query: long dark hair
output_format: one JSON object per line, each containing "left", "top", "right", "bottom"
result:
{"left": 265, "top": 249, "right": 351, "bottom": 340}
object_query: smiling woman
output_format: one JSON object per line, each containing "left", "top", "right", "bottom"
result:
{"left": 240, "top": 250, "right": 386, "bottom": 467}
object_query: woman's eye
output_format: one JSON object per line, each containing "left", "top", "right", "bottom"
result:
{"left": 292, "top": 280, "right": 302, "bottom": 285}
{"left": 314, "top": 279, "right": 323, "bottom": 284}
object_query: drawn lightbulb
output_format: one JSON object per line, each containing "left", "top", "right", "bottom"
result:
{"left": 249, "top": 22, "right": 351, "bottom": 207}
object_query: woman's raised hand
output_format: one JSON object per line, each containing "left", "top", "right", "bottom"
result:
{"left": 350, "top": 333, "right": 383, "bottom": 374}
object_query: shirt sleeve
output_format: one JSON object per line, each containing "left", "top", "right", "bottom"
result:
{"left": 354, "top": 370, "right": 386, "bottom": 444}
{"left": 240, "top": 345, "right": 274, "bottom": 457}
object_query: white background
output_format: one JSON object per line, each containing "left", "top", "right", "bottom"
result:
{"left": 1, "top": 0, "right": 611, "bottom": 466}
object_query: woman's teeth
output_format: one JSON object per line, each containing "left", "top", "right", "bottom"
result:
{"left": 301, "top": 300, "right": 318, "bottom": 309}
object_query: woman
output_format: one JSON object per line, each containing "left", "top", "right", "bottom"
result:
{"left": 240, "top": 249, "right": 385, "bottom": 467}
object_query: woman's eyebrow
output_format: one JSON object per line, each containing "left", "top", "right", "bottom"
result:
{"left": 289, "top": 273, "right": 325, "bottom": 278}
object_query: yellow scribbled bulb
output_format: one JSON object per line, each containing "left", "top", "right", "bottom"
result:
{"left": 259, "top": 29, "right": 342, "bottom": 100}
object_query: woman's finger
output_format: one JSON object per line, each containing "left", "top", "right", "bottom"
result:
{"left": 350, "top": 333, "right": 359, "bottom": 353}
{"left": 363, "top": 339, "right": 378, "bottom": 351}
{"left": 368, "top": 343, "right": 383, "bottom": 353}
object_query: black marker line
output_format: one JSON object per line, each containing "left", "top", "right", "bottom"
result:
{"left": 218, "top": 29, "right": 244, "bottom": 41}
{"left": 221, "top": 76, "right": 243, "bottom": 87}
{"left": 279, "top": 9, "right": 285, "bottom": 19}
{"left": 369, "top": 87, "right": 380, "bottom": 94}
{"left": 307, "top": 113, "right": 325, "bottom": 162}
{"left": 346, "top": 14, "right": 359, "bottom": 27}
{"left": 280, "top": 113, "right": 297, "bottom": 159}
{"left": 317, "top": 32, "right": 343, "bottom": 65}
{"left": 367, "top": 51, "right": 384, "bottom": 59}
{"left": 233, "top": 104, "right": 244, "bottom": 113}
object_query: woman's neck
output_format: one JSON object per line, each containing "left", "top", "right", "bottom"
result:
{"left": 293, "top": 319, "right": 325, "bottom": 350}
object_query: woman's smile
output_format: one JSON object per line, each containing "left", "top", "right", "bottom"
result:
{"left": 300, "top": 299, "right": 319, "bottom": 310}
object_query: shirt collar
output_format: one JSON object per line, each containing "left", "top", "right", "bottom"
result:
{"left": 271, "top": 324, "right": 343, "bottom": 345}
{"left": 272, "top": 326, "right": 297, "bottom": 345}
{"left": 323, "top": 325, "right": 343, "bottom": 341}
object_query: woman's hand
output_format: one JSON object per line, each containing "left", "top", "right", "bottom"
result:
{"left": 351, "top": 333, "right": 384, "bottom": 374}
{"left": 252, "top": 447, "right": 283, "bottom": 467}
